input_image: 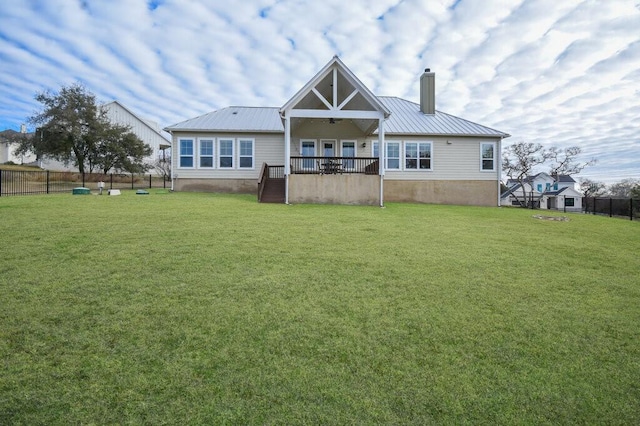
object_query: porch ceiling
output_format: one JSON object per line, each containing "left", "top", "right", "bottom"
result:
{"left": 290, "top": 117, "right": 378, "bottom": 135}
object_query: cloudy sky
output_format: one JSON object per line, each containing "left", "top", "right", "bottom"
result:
{"left": 1, "top": 0, "right": 639, "bottom": 183}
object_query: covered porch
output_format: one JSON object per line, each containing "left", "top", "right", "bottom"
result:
{"left": 279, "top": 56, "right": 390, "bottom": 206}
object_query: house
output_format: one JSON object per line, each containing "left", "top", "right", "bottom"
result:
{"left": 36, "top": 101, "right": 171, "bottom": 173}
{"left": 102, "top": 101, "right": 172, "bottom": 171}
{"left": 501, "top": 172, "right": 583, "bottom": 212}
{"left": 0, "top": 127, "right": 36, "bottom": 165}
{"left": 164, "top": 56, "right": 510, "bottom": 206}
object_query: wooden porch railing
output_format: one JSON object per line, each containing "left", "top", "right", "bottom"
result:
{"left": 290, "top": 157, "right": 379, "bottom": 175}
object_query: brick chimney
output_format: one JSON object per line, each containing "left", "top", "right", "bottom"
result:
{"left": 420, "top": 68, "right": 435, "bottom": 114}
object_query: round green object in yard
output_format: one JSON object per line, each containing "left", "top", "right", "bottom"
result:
{"left": 72, "top": 187, "right": 91, "bottom": 195}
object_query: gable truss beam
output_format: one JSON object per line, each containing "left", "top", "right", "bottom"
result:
{"left": 287, "top": 109, "right": 384, "bottom": 119}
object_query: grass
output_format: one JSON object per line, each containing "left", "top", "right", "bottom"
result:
{"left": 1, "top": 190, "right": 639, "bottom": 424}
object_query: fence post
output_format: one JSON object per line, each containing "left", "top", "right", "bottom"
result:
{"left": 82, "top": 172, "right": 85, "bottom": 187}
{"left": 149, "top": 174, "right": 152, "bottom": 188}
{"left": 0, "top": 170, "right": 2, "bottom": 197}
{"left": 609, "top": 197, "right": 615, "bottom": 217}
{"left": 110, "top": 173, "right": 113, "bottom": 189}
{"left": 131, "top": 174, "right": 134, "bottom": 190}
{"left": 46, "top": 170, "right": 50, "bottom": 194}
{"left": 630, "top": 198, "right": 633, "bottom": 221}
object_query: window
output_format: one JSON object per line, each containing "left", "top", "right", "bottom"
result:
{"left": 546, "top": 183, "right": 551, "bottom": 191}
{"left": 553, "top": 183, "right": 558, "bottom": 190}
{"left": 372, "top": 142, "right": 379, "bottom": 158}
{"left": 565, "top": 198, "right": 575, "bottom": 207}
{"left": 386, "top": 142, "right": 400, "bottom": 169}
{"left": 199, "top": 139, "right": 214, "bottom": 168}
{"left": 238, "top": 139, "right": 254, "bottom": 169}
{"left": 341, "top": 140, "right": 356, "bottom": 169}
{"left": 301, "top": 140, "right": 316, "bottom": 169}
{"left": 481, "top": 142, "right": 496, "bottom": 171}
{"left": 405, "top": 142, "right": 432, "bottom": 170}
{"left": 218, "top": 139, "right": 234, "bottom": 168}
{"left": 179, "top": 139, "right": 194, "bottom": 168}
{"left": 538, "top": 184, "right": 543, "bottom": 192}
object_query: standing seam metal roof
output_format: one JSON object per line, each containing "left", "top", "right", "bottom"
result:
{"left": 165, "top": 97, "right": 509, "bottom": 138}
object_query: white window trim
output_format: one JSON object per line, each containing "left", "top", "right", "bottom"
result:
{"left": 385, "top": 141, "right": 401, "bottom": 170}
{"left": 238, "top": 138, "right": 255, "bottom": 170}
{"left": 218, "top": 138, "right": 235, "bottom": 169}
{"left": 480, "top": 142, "right": 496, "bottom": 172}
{"left": 198, "top": 137, "right": 215, "bottom": 169}
{"left": 178, "top": 138, "right": 195, "bottom": 169}
{"left": 404, "top": 141, "right": 433, "bottom": 171}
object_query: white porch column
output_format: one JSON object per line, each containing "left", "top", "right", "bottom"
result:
{"left": 378, "top": 118, "right": 385, "bottom": 207}
{"left": 497, "top": 137, "right": 503, "bottom": 207}
{"left": 284, "top": 115, "right": 291, "bottom": 204}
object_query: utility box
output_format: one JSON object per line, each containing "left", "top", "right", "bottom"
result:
{"left": 72, "top": 187, "right": 91, "bottom": 195}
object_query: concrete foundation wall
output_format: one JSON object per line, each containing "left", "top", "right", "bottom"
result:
{"left": 289, "top": 174, "right": 380, "bottom": 205}
{"left": 384, "top": 180, "right": 498, "bottom": 206}
{"left": 174, "top": 178, "right": 256, "bottom": 194}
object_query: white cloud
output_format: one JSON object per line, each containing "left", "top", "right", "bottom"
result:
{"left": 0, "top": 0, "right": 638, "bottom": 183}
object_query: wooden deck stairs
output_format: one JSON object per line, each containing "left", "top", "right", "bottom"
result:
{"left": 260, "top": 177, "right": 285, "bottom": 203}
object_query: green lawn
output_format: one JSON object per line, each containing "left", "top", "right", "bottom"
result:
{"left": 1, "top": 191, "right": 639, "bottom": 424}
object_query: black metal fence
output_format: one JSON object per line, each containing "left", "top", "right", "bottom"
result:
{"left": 583, "top": 197, "right": 639, "bottom": 220}
{"left": 0, "top": 170, "right": 168, "bottom": 196}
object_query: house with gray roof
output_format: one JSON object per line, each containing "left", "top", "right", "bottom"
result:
{"left": 501, "top": 172, "right": 583, "bottom": 212}
{"left": 165, "top": 56, "right": 510, "bottom": 206}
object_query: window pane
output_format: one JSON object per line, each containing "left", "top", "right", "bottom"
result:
{"left": 406, "top": 143, "right": 417, "bottom": 158}
{"left": 180, "top": 140, "right": 193, "bottom": 155}
{"left": 240, "top": 157, "right": 252, "bottom": 168}
{"left": 240, "top": 140, "right": 252, "bottom": 156}
{"left": 483, "top": 159, "right": 494, "bottom": 170}
{"left": 220, "top": 157, "right": 232, "bottom": 168}
{"left": 200, "top": 140, "right": 213, "bottom": 156}
{"left": 220, "top": 140, "right": 233, "bottom": 155}
{"left": 180, "top": 157, "right": 193, "bottom": 167}
{"left": 387, "top": 143, "right": 399, "bottom": 158}
{"left": 373, "top": 142, "right": 379, "bottom": 158}
{"left": 388, "top": 159, "right": 399, "bottom": 169}
{"left": 419, "top": 143, "right": 431, "bottom": 158}
{"left": 420, "top": 159, "right": 431, "bottom": 169}
{"left": 482, "top": 144, "right": 493, "bottom": 159}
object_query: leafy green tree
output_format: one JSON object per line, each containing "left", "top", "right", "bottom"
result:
{"left": 20, "top": 83, "right": 150, "bottom": 174}
{"left": 96, "top": 123, "right": 151, "bottom": 174}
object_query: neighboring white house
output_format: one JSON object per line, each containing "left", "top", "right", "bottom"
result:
{"left": 0, "top": 127, "right": 37, "bottom": 165}
{"left": 37, "top": 101, "right": 171, "bottom": 173}
{"left": 501, "top": 172, "right": 583, "bottom": 212}
{"left": 165, "top": 56, "right": 510, "bottom": 206}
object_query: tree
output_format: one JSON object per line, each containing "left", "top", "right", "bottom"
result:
{"left": 95, "top": 123, "right": 151, "bottom": 174}
{"left": 21, "top": 83, "right": 150, "bottom": 174}
{"left": 608, "top": 178, "right": 640, "bottom": 198}
{"left": 548, "top": 146, "right": 596, "bottom": 177}
{"left": 502, "top": 142, "right": 552, "bottom": 207}
{"left": 579, "top": 178, "right": 607, "bottom": 198}
{"left": 152, "top": 154, "right": 171, "bottom": 179}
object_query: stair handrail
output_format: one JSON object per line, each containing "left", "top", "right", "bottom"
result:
{"left": 257, "top": 162, "right": 269, "bottom": 202}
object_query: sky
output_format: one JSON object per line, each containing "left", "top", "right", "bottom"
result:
{"left": 1, "top": 0, "right": 639, "bottom": 184}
